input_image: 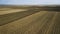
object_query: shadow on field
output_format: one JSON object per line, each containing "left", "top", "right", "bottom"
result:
{"left": 0, "top": 9, "right": 40, "bottom": 26}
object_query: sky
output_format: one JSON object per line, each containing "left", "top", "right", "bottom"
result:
{"left": 0, "top": 0, "right": 60, "bottom": 5}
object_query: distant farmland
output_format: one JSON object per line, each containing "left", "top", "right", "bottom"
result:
{"left": 0, "top": 5, "right": 60, "bottom": 11}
